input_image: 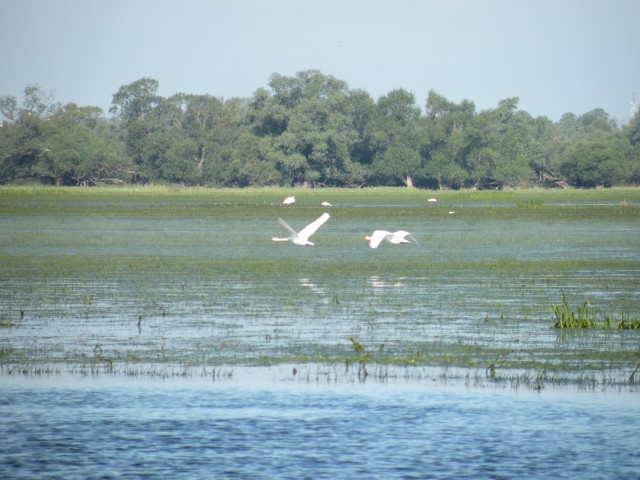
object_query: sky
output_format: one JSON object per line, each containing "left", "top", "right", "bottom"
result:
{"left": 1, "top": 0, "right": 639, "bottom": 123}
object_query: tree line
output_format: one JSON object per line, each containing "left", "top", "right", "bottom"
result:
{"left": 1, "top": 70, "right": 639, "bottom": 189}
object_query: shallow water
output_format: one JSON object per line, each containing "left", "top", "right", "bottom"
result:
{"left": 1, "top": 201, "right": 639, "bottom": 385}
{"left": 1, "top": 375, "right": 639, "bottom": 479}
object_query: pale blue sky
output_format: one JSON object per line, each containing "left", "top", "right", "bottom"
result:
{"left": 2, "top": 0, "right": 639, "bottom": 123}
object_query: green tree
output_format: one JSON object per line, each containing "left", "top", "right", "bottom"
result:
{"left": 34, "top": 103, "right": 128, "bottom": 185}
{"left": 3, "top": 72, "right": 638, "bottom": 188}
{"left": 0, "top": 85, "right": 61, "bottom": 183}
{"left": 369, "top": 89, "right": 422, "bottom": 186}
{"left": 0, "top": 87, "right": 129, "bottom": 185}
{"left": 464, "top": 98, "right": 537, "bottom": 189}
{"left": 110, "top": 77, "right": 161, "bottom": 125}
{"left": 109, "top": 78, "right": 162, "bottom": 181}
{"left": 626, "top": 111, "right": 640, "bottom": 146}
{"left": 249, "top": 70, "right": 362, "bottom": 186}
{"left": 551, "top": 110, "right": 629, "bottom": 187}
{"left": 624, "top": 112, "right": 640, "bottom": 183}
{"left": 0, "top": 112, "right": 47, "bottom": 182}
{"left": 199, "top": 97, "right": 279, "bottom": 186}
{"left": 561, "top": 132, "right": 627, "bottom": 187}
{"left": 0, "top": 94, "right": 19, "bottom": 122}
{"left": 422, "top": 91, "right": 475, "bottom": 189}
{"left": 578, "top": 108, "right": 617, "bottom": 132}
{"left": 347, "top": 89, "right": 376, "bottom": 175}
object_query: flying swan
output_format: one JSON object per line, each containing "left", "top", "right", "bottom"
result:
{"left": 365, "top": 230, "right": 417, "bottom": 249}
{"left": 272, "top": 212, "right": 330, "bottom": 246}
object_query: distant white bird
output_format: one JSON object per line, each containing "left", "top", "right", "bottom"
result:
{"left": 321, "top": 201, "right": 333, "bottom": 207}
{"left": 272, "top": 212, "right": 330, "bottom": 246}
{"left": 448, "top": 211, "right": 455, "bottom": 215}
{"left": 427, "top": 198, "right": 438, "bottom": 203}
{"left": 282, "top": 196, "right": 296, "bottom": 205}
{"left": 364, "top": 230, "right": 417, "bottom": 249}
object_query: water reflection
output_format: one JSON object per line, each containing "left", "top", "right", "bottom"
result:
{"left": 298, "top": 277, "right": 326, "bottom": 296}
{"left": 368, "top": 275, "right": 405, "bottom": 288}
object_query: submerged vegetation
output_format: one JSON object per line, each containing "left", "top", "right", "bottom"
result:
{"left": 0, "top": 186, "right": 639, "bottom": 390}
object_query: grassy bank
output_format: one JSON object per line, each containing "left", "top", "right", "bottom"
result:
{"left": 2, "top": 184, "right": 640, "bottom": 203}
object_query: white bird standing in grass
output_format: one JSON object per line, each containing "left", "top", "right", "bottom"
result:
{"left": 282, "top": 196, "right": 296, "bottom": 205}
{"left": 364, "top": 230, "right": 417, "bottom": 249}
{"left": 272, "top": 212, "right": 330, "bottom": 246}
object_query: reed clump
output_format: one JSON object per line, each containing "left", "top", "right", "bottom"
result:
{"left": 515, "top": 199, "right": 543, "bottom": 208}
{"left": 554, "top": 291, "right": 640, "bottom": 329}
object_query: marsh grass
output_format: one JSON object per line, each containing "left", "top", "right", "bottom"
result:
{"left": 1, "top": 186, "right": 639, "bottom": 389}
{"left": 554, "top": 291, "right": 640, "bottom": 329}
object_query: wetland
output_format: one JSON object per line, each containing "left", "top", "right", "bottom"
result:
{"left": 2, "top": 186, "right": 640, "bottom": 479}
{"left": 1, "top": 186, "right": 639, "bottom": 389}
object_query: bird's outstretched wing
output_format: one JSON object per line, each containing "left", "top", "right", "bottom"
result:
{"left": 394, "top": 230, "right": 418, "bottom": 246}
{"left": 298, "top": 212, "right": 330, "bottom": 241}
{"left": 368, "top": 230, "right": 392, "bottom": 248}
{"left": 277, "top": 217, "right": 298, "bottom": 238}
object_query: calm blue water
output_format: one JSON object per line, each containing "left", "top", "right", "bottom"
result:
{"left": 1, "top": 376, "right": 638, "bottom": 479}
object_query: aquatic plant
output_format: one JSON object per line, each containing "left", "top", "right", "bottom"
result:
{"left": 515, "top": 199, "right": 543, "bottom": 208}
{"left": 553, "top": 292, "right": 598, "bottom": 329}
{"left": 347, "top": 336, "right": 372, "bottom": 380}
{"left": 554, "top": 291, "right": 640, "bottom": 329}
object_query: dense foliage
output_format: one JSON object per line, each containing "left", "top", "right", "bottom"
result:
{"left": 1, "top": 71, "right": 639, "bottom": 188}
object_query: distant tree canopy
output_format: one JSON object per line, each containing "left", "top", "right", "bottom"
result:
{"left": 1, "top": 70, "right": 638, "bottom": 188}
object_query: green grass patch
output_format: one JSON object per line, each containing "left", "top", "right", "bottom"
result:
{"left": 554, "top": 290, "right": 640, "bottom": 329}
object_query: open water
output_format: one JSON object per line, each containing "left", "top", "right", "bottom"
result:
{"left": 1, "top": 375, "right": 639, "bottom": 479}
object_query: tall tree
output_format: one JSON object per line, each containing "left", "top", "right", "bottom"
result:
{"left": 109, "top": 78, "right": 162, "bottom": 181}
{"left": 561, "top": 132, "right": 627, "bottom": 187}
{"left": 625, "top": 111, "right": 640, "bottom": 146}
{"left": 370, "top": 89, "right": 422, "bottom": 186}
{"left": 422, "top": 91, "right": 475, "bottom": 189}
{"left": 249, "top": 70, "right": 361, "bottom": 186}
{"left": 464, "top": 98, "right": 538, "bottom": 189}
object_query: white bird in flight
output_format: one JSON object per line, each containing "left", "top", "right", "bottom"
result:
{"left": 282, "top": 196, "right": 296, "bottom": 205}
{"left": 364, "top": 230, "right": 417, "bottom": 249}
{"left": 272, "top": 212, "right": 330, "bottom": 246}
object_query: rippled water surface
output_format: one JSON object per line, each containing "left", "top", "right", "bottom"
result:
{"left": 1, "top": 190, "right": 640, "bottom": 478}
{"left": 1, "top": 376, "right": 639, "bottom": 479}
